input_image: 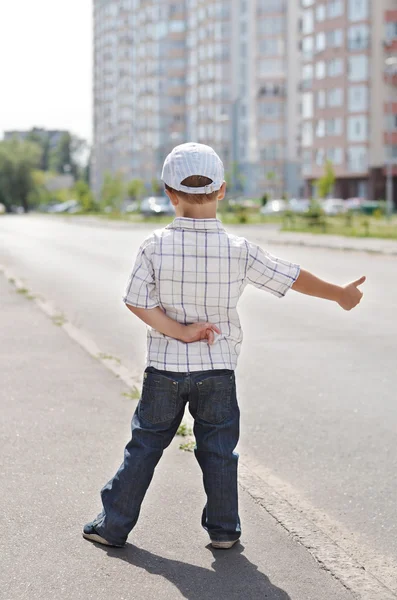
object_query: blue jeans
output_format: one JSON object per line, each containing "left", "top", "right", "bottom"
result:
{"left": 93, "top": 367, "right": 241, "bottom": 546}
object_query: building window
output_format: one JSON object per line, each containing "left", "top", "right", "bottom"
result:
{"left": 302, "top": 150, "right": 312, "bottom": 175}
{"left": 348, "top": 116, "right": 368, "bottom": 141}
{"left": 348, "top": 86, "right": 368, "bottom": 112}
{"left": 316, "top": 119, "right": 326, "bottom": 137}
{"left": 348, "top": 0, "right": 369, "bottom": 22}
{"left": 302, "top": 122, "right": 313, "bottom": 147}
{"left": 261, "top": 144, "right": 284, "bottom": 160}
{"left": 302, "top": 64, "right": 314, "bottom": 87}
{"left": 348, "top": 146, "right": 368, "bottom": 171}
{"left": 257, "top": 0, "right": 287, "bottom": 14}
{"left": 317, "top": 89, "right": 326, "bottom": 108}
{"left": 327, "top": 0, "right": 344, "bottom": 19}
{"left": 258, "top": 102, "right": 285, "bottom": 119}
{"left": 328, "top": 58, "right": 344, "bottom": 77}
{"left": 327, "top": 147, "right": 343, "bottom": 165}
{"left": 385, "top": 114, "right": 397, "bottom": 130}
{"left": 302, "top": 10, "right": 314, "bottom": 34}
{"left": 316, "top": 61, "right": 326, "bottom": 79}
{"left": 348, "top": 55, "right": 368, "bottom": 81}
{"left": 315, "top": 148, "right": 326, "bottom": 166}
{"left": 316, "top": 32, "right": 326, "bottom": 52}
{"left": 259, "top": 38, "right": 285, "bottom": 57}
{"left": 302, "top": 36, "right": 314, "bottom": 60}
{"left": 326, "top": 118, "right": 343, "bottom": 136}
{"left": 328, "top": 88, "right": 344, "bottom": 106}
{"left": 258, "top": 82, "right": 286, "bottom": 97}
{"left": 258, "top": 15, "right": 285, "bottom": 35}
{"left": 327, "top": 29, "right": 344, "bottom": 48}
{"left": 316, "top": 4, "right": 326, "bottom": 21}
{"left": 260, "top": 123, "right": 283, "bottom": 140}
{"left": 259, "top": 59, "right": 285, "bottom": 76}
{"left": 385, "top": 22, "right": 397, "bottom": 44}
{"left": 387, "top": 145, "right": 397, "bottom": 160}
{"left": 302, "top": 92, "right": 314, "bottom": 118}
{"left": 348, "top": 24, "right": 370, "bottom": 50}
{"left": 169, "top": 20, "right": 186, "bottom": 33}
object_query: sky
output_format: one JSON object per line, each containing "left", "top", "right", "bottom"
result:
{"left": 0, "top": 0, "right": 92, "bottom": 141}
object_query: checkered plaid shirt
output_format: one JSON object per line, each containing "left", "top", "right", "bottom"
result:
{"left": 123, "top": 218, "right": 300, "bottom": 372}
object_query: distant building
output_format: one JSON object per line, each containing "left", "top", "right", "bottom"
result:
{"left": 4, "top": 128, "right": 68, "bottom": 150}
{"left": 299, "top": 0, "right": 397, "bottom": 202}
{"left": 92, "top": 0, "right": 397, "bottom": 201}
{"left": 44, "top": 174, "right": 75, "bottom": 192}
{"left": 92, "top": 0, "right": 302, "bottom": 199}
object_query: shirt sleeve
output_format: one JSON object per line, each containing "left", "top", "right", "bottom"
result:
{"left": 245, "top": 242, "right": 300, "bottom": 298}
{"left": 123, "top": 243, "right": 160, "bottom": 309}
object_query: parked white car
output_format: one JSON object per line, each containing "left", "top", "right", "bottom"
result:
{"left": 321, "top": 198, "right": 347, "bottom": 216}
{"left": 260, "top": 199, "right": 288, "bottom": 215}
{"left": 289, "top": 198, "right": 311, "bottom": 214}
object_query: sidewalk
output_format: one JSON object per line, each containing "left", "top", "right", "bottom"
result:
{"left": 0, "top": 274, "right": 355, "bottom": 600}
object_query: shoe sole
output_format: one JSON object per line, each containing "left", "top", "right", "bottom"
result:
{"left": 211, "top": 539, "right": 239, "bottom": 549}
{"left": 82, "top": 532, "right": 124, "bottom": 548}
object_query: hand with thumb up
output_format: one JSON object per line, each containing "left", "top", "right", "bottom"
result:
{"left": 337, "top": 276, "right": 366, "bottom": 311}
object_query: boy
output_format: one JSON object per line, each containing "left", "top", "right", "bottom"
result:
{"left": 83, "top": 143, "right": 365, "bottom": 549}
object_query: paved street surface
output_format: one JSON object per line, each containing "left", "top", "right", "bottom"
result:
{"left": 0, "top": 275, "right": 356, "bottom": 600}
{"left": 1, "top": 214, "right": 397, "bottom": 591}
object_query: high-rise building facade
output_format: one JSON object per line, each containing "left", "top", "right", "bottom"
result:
{"left": 300, "top": 0, "right": 397, "bottom": 201}
{"left": 92, "top": 0, "right": 135, "bottom": 197}
{"left": 92, "top": 0, "right": 301, "bottom": 199}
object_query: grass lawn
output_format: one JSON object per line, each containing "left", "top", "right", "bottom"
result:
{"left": 77, "top": 211, "right": 282, "bottom": 226}
{"left": 282, "top": 213, "right": 397, "bottom": 240}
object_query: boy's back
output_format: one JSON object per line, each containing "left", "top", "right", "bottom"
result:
{"left": 124, "top": 217, "right": 300, "bottom": 371}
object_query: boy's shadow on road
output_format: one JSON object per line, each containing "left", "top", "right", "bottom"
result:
{"left": 98, "top": 542, "right": 291, "bottom": 599}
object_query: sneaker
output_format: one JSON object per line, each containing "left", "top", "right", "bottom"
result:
{"left": 82, "top": 522, "right": 125, "bottom": 548}
{"left": 211, "top": 539, "right": 239, "bottom": 549}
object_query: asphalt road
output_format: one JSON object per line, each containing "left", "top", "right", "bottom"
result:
{"left": 1, "top": 214, "right": 396, "bottom": 578}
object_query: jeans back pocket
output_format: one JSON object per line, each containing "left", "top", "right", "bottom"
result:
{"left": 196, "top": 373, "right": 235, "bottom": 424}
{"left": 139, "top": 372, "right": 179, "bottom": 425}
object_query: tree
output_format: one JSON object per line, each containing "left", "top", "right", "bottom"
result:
{"left": 49, "top": 132, "right": 87, "bottom": 179}
{"left": 27, "top": 170, "right": 52, "bottom": 209}
{"left": 316, "top": 160, "right": 335, "bottom": 199}
{"left": 151, "top": 178, "right": 161, "bottom": 195}
{"left": 50, "top": 132, "right": 73, "bottom": 176}
{"left": 26, "top": 130, "right": 51, "bottom": 171}
{"left": 127, "top": 178, "right": 145, "bottom": 201}
{"left": 225, "top": 162, "right": 245, "bottom": 194}
{"left": 73, "top": 180, "right": 97, "bottom": 213}
{"left": 0, "top": 140, "right": 41, "bottom": 212}
{"left": 100, "top": 171, "right": 124, "bottom": 212}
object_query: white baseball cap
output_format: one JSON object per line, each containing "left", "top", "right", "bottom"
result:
{"left": 161, "top": 142, "right": 225, "bottom": 195}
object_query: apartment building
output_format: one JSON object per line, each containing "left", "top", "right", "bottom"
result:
{"left": 4, "top": 128, "right": 68, "bottom": 149}
{"left": 91, "top": 0, "right": 135, "bottom": 198}
{"left": 300, "top": 0, "right": 397, "bottom": 202}
{"left": 92, "top": 0, "right": 301, "bottom": 199}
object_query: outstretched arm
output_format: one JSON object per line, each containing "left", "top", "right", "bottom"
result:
{"left": 125, "top": 304, "right": 221, "bottom": 344}
{"left": 292, "top": 269, "right": 366, "bottom": 311}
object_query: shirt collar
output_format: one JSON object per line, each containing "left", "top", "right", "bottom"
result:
{"left": 167, "top": 217, "right": 225, "bottom": 232}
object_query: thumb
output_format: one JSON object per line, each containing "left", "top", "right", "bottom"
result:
{"left": 353, "top": 276, "right": 366, "bottom": 288}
